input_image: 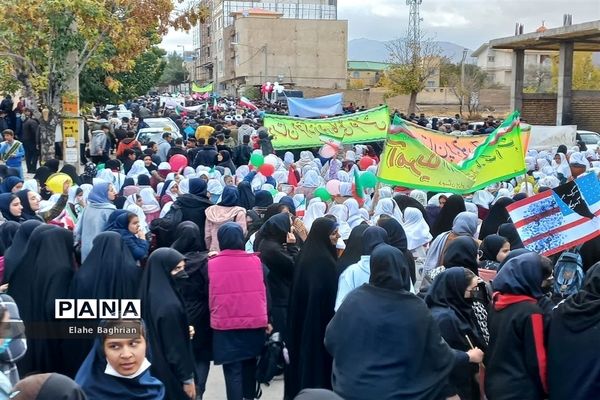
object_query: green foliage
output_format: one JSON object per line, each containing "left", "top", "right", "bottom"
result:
{"left": 80, "top": 47, "right": 166, "bottom": 104}
{"left": 551, "top": 52, "right": 600, "bottom": 90}
{"left": 158, "top": 52, "right": 187, "bottom": 87}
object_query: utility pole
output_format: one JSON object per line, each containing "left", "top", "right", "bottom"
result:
{"left": 406, "top": 0, "right": 423, "bottom": 62}
{"left": 460, "top": 48, "right": 468, "bottom": 117}
{"left": 62, "top": 21, "right": 81, "bottom": 172}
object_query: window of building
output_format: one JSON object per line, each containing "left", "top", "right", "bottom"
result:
{"left": 427, "top": 80, "right": 435, "bottom": 87}
{"left": 207, "top": 26, "right": 210, "bottom": 37}
{"left": 218, "top": 39, "right": 223, "bottom": 51}
{"left": 352, "top": 71, "right": 360, "bottom": 78}
{"left": 218, "top": 60, "right": 223, "bottom": 74}
{"left": 488, "top": 55, "right": 495, "bottom": 62}
{"left": 206, "top": 47, "right": 211, "bottom": 58}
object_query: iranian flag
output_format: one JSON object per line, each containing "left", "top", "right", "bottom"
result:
{"left": 239, "top": 96, "right": 258, "bottom": 110}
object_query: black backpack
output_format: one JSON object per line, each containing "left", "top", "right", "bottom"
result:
{"left": 255, "top": 332, "right": 287, "bottom": 398}
{"left": 149, "top": 202, "right": 183, "bottom": 248}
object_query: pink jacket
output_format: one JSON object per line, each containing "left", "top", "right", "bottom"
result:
{"left": 208, "top": 250, "right": 268, "bottom": 330}
{"left": 204, "top": 205, "right": 247, "bottom": 252}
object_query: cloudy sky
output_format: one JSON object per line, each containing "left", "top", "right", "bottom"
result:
{"left": 160, "top": 0, "right": 600, "bottom": 53}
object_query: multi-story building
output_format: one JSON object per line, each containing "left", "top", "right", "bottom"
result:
{"left": 192, "top": 0, "right": 343, "bottom": 94}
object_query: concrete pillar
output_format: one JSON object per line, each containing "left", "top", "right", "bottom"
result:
{"left": 510, "top": 49, "right": 525, "bottom": 112}
{"left": 556, "top": 42, "right": 574, "bottom": 125}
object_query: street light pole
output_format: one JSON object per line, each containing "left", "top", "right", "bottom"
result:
{"left": 460, "top": 48, "right": 468, "bottom": 118}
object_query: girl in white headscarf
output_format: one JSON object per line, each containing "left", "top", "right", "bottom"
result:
{"left": 378, "top": 186, "right": 393, "bottom": 199}
{"left": 552, "top": 152, "right": 572, "bottom": 182}
{"left": 296, "top": 169, "right": 321, "bottom": 201}
{"left": 336, "top": 170, "right": 351, "bottom": 183}
{"left": 23, "top": 179, "right": 39, "bottom": 193}
{"left": 126, "top": 160, "right": 150, "bottom": 182}
{"left": 344, "top": 198, "right": 365, "bottom": 229}
{"left": 409, "top": 189, "right": 428, "bottom": 207}
{"left": 472, "top": 190, "right": 494, "bottom": 212}
{"left": 371, "top": 198, "right": 403, "bottom": 225}
{"left": 139, "top": 187, "right": 161, "bottom": 224}
{"left": 124, "top": 193, "right": 149, "bottom": 234}
{"left": 207, "top": 179, "right": 224, "bottom": 204}
{"left": 303, "top": 198, "right": 326, "bottom": 231}
{"left": 493, "top": 188, "right": 512, "bottom": 204}
{"left": 235, "top": 165, "right": 250, "bottom": 183}
{"left": 284, "top": 151, "right": 295, "bottom": 168}
{"left": 570, "top": 151, "right": 590, "bottom": 168}
{"left": 329, "top": 204, "right": 351, "bottom": 240}
{"left": 182, "top": 166, "right": 195, "bottom": 178}
{"left": 297, "top": 151, "right": 315, "bottom": 169}
{"left": 403, "top": 207, "right": 432, "bottom": 254}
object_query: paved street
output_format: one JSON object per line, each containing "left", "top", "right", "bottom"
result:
{"left": 204, "top": 364, "right": 284, "bottom": 400}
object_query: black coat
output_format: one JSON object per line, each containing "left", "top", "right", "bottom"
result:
{"left": 175, "top": 193, "right": 213, "bottom": 252}
{"left": 232, "top": 144, "right": 252, "bottom": 167}
{"left": 22, "top": 117, "right": 39, "bottom": 146}
{"left": 139, "top": 249, "right": 194, "bottom": 400}
{"left": 192, "top": 145, "right": 218, "bottom": 168}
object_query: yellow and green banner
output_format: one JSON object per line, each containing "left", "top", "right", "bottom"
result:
{"left": 378, "top": 111, "right": 528, "bottom": 194}
{"left": 192, "top": 82, "right": 213, "bottom": 93}
{"left": 265, "top": 105, "right": 390, "bottom": 150}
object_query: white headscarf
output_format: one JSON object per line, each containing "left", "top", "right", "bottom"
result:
{"left": 127, "top": 160, "right": 150, "bottom": 181}
{"left": 339, "top": 182, "right": 353, "bottom": 197}
{"left": 284, "top": 152, "right": 295, "bottom": 167}
{"left": 494, "top": 188, "right": 512, "bottom": 204}
{"left": 158, "top": 162, "right": 171, "bottom": 171}
{"left": 465, "top": 202, "right": 479, "bottom": 215}
{"left": 402, "top": 207, "right": 432, "bottom": 251}
{"left": 182, "top": 166, "right": 195, "bottom": 177}
{"left": 378, "top": 186, "right": 393, "bottom": 199}
{"left": 525, "top": 156, "right": 536, "bottom": 172}
{"left": 300, "top": 170, "right": 320, "bottom": 188}
{"left": 97, "top": 169, "right": 115, "bottom": 184}
{"left": 472, "top": 190, "right": 494, "bottom": 210}
{"left": 80, "top": 184, "right": 93, "bottom": 202}
{"left": 570, "top": 152, "right": 590, "bottom": 168}
{"left": 372, "top": 198, "right": 403, "bottom": 224}
{"left": 124, "top": 194, "right": 148, "bottom": 234}
{"left": 336, "top": 170, "right": 350, "bottom": 183}
{"left": 409, "top": 190, "right": 427, "bottom": 207}
{"left": 303, "top": 198, "right": 326, "bottom": 231}
{"left": 139, "top": 187, "right": 160, "bottom": 214}
{"left": 297, "top": 151, "right": 315, "bottom": 168}
{"left": 23, "top": 179, "right": 39, "bottom": 193}
{"left": 273, "top": 192, "right": 286, "bottom": 203}
{"left": 178, "top": 179, "right": 190, "bottom": 194}
{"left": 329, "top": 204, "right": 351, "bottom": 240}
{"left": 344, "top": 198, "right": 364, "bottom": 229}
{"left": 552, "top": 152, "right": 572, "bottom": 179}
{"left": 273, "top": 170, "right": 288, "bottom": 185}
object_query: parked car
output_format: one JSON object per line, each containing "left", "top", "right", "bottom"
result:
{"left": 577, "top": 130, "right": 600, "bottom": 152}
{"left": 136, "top": 128, "right": 183, "bottom": 151}
{"left": 104, "top": 104, "right": 132, "bottom": 119}
{"left": 144, "top": 117, "right": 180, "bottom": 135}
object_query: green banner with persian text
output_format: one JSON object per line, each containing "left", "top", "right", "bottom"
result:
{"left": 264, "top": 105, "right": 390, "bottom": 150}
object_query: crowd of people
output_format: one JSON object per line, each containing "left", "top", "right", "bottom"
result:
{"left": 0, "top": 98, "right": 596, "bottom": 400}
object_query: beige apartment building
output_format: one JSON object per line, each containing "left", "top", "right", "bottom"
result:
{"left": 192, "top": 1, "right": 346, "bottom": 95}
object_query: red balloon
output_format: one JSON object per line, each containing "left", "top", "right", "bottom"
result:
{"left": 258, "top": 163, "right": 275, "bottom": 177}
{"left": 358, "top": 156, "right": 375, "bottom": 171}
{"left": 169, "top": 154, "right": 188, "bottom": 172}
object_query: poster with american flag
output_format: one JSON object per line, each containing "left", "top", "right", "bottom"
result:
{"left": 506, "top": 173, "right": 600, "bottom": 256}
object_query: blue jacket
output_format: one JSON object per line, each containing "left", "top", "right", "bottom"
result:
{"left": 0, "top": 140, "right": 24, "bottom": 168}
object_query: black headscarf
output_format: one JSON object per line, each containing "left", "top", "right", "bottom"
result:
{"left": 137, "top": 174, "right": 151, "bottom": 186}
{"left": 286, "top": 217, "right": 338, "bottom": 397}
{"left": 556, "top": 262, "right": 600, "bottom": 332}
{"left": 8, "top": 225, "right": 75, "bottom": 376}
{"left": 254, "top": 190, "right": 273, "bottom": 208}
{"left": 71, "top": 231, "right": 140, "bottom": 300}
{"left": 44, "top": 159, "right": 60, "bottom": 173}
{"left": 256, "top": 212, "right": 290, "bottom": 249}
{"left": 279, "top": 196, "right": 296, "bottom": 215}
{"left": 497, "top": 248, "right": 532, "bottom": 271}
{"left": 263, "top": 203, "right": 288, "bottom": 222}
{"left": 217, "top": 222, "right": 245, "bottom": 250}
{"left": 393, "top": 194, "right": 428, "bottom": 222}
{"left": 138, "top": 248, "right": 194, "bottom": 400}
{"left": 60, "top": 164, "right": 81, "bottom": 185}
{"left": 237, "top": 181, "right": 255, "bottom": 210}
{"left": 3, "top": 219, "right": 43, "bottom": 283}
{"left": 0, "top": 221, "right": 19, "bottom": 256}
{"left": 171, "top": 221, "right": 204, "bottom": 253}
{"left": 512, "top": 192, "right": 527, "bottom": 202}
{"left": 425, "top": 267, "right": 476, "bottom": 331}
{"left": 362, "top": 226, "right": 388, "bottom": 255}
{"left": 336, "top": 224, "right": 369, "bottom": 274}
{"left": 245, "top": 210, "right": 262, "bottom": 240}
{"left": 377, "top": 217, "right": 407, "bottom": 250}
{"left": 443, "top": 236, "right": 479, "bottom": 274}
{"left": 33, "top": 166, "right": 53, "bottom": 185}
{"left": 498, "top": 222, "right": 524, "bottom": 249}
{"left": 0, "top": 193, "right": 21, "bottom": 222}
{"left": 431, "top": 194, "right": 466, "bottom": 238}
{"left": 119, "top": 177, "right": 135, "bottom": 195}
{"left": 580, "top": 236, "right": 600, "bottom": 273}
{"left": 218, "top": 185, "right": 239, "bottom": 207}
{"left": 492, "top": 252, "right": 545, "bottom": 298}
{"left": 12, "top": 373, "right": 87, "bottom": 400}
{"left": 557, "top": 144, "right": 568, "bottom": 155}
{"left": 369, "top": 244, "right": 412, "bottom": 292}
{"left": 16, "top": 189, "right": 42, "bottom": 221}
{"left": 217, "top": 150, "right": 236, "bottom": 173}
{"left": 478, "top": 197, "right": 514, "bottom": 240}
{"left": 479, "top": 234, "right": 508, "bottom": 262}
{"left": 188, "top": 178, "right": 208, "bottom": 198}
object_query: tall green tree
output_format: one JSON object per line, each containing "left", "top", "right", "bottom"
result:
{"left": 80, "top": 47, "right": 167, "bottom": 104}
{"left": 0, "top": 0, "right": 207, "bottom": 160}
{"left": 551, "top": 52, "right": 600, "bottom": 90}
{"left": 158, "top": 52, "right": 187, "bottom": 87}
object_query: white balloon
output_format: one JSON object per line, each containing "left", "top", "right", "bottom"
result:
{"left": 266, "top": 81, "right": 272, "bottom": 87}
{"left": 264, "top": 154, "right": 279, "bottom": 166}
{"left": 274, "top": 82, "right": 279, "bottom": 86}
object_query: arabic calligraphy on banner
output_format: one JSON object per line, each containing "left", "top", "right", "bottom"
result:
{"left": 378, "top": 112, "right": 527, "bottom": 194}
{"left": 396, "top": 119, "right": 488, "bottom": 163}
{"left": 264, "top": 105, "right": 390, "bottom": 150}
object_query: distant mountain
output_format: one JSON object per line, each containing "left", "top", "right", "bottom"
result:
{"left": 348, "top": 38, "right": 471, "bottom": 64}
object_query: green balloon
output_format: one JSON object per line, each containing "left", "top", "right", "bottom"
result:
{"left": 359, "top": 171, "right": 378, "bottom": 188}
{"left": 314, "top": 187, "right": 332, "bottom": 202}
{"left": 250, "top": 153, "right": 265, "bottom": 168}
